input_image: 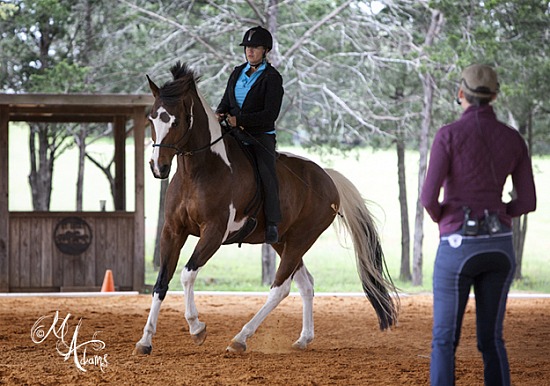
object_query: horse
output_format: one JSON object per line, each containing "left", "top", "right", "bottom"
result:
{"left": 134, "top": 61, "right": 399, "bottom": 355}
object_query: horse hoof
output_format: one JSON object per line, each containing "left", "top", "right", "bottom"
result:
{"left": 191, "top": 327, "right": 207, "bottom": 346}
{"left": 291, "top": 340, "right": 308, "bottom": 350}
{"left": 133, "top": 343, "right": 152, "bottom": 355}
{"left": 226, "top": 340, "right": 247, "bottom": 353}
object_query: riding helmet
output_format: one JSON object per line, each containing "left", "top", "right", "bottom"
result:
{"left": 240, "top": 26, "right": 273, "bottom": 50}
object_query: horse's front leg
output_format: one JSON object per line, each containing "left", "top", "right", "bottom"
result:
{"left": 180, "top": 231, "right": 224, "bottom": 345}
{"left": 133, "top": 232, "right": 187, "bottom": 355}
{"left": 134, "top": 293, "right": 161, "bottom": 355}
{"left": 180, "top": 267, "right": 207, "bottom": 345}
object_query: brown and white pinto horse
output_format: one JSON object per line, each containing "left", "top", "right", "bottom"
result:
{"left": 134, "top": 62, "right": 398, "bottom": 355}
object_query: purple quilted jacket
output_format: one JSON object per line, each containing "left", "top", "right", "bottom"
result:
{"left": 421, "top": 104, "right": 536, "bottom": 235}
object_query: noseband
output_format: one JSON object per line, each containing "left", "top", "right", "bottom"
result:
{"left": 152, "top": 127, "right": 193, "bottom": 156}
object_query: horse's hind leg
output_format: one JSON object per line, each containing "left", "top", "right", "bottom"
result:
{"left": 133, "top": 233, "right": 187, "bottom": 355}
{"left": 227, "top": 275, "right": 292, "bottom": 353}
{"left": 227, "top": 242, "right": 305, "bottom": 353}
{"left": 291, "top": 263, "right": 315, "bottom": 350}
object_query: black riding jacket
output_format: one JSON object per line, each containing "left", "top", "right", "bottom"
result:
{"left": 216, "top": 62, "right": 284, "bottom": 135}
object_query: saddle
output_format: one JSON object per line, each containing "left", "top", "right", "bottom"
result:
{"left": 221, "top": 124, "right": 263, "bottom": 246}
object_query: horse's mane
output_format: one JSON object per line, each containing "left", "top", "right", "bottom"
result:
{"left": 159, "top": 61, "right": 200, "bottom": 104}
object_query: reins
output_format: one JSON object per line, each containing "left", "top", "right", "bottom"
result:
{"left": 152, "top": 91, "right": 340, "bottom": 217}
{"left": 234, "top": 126, "right": 344, "bottom": 217}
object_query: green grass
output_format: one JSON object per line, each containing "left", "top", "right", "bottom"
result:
{"left": 8, "top": 123, "right": 550, "bottom": 293}
{"left": 144, "top": 147, "right": 550, "bottom": 294}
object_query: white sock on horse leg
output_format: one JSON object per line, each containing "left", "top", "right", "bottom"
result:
{"left": 181, "top": 267, "right": 205, "bottom": 335}
{"left": 293, "top": 265, "right": 315, "bottom": 347}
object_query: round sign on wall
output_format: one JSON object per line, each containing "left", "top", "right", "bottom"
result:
{"left": 53, "top": 217, "right": 93, "bottom": 255}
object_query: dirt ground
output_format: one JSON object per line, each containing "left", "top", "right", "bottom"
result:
{"left": 0, "top": 293, "right": 548, "bottom": 386}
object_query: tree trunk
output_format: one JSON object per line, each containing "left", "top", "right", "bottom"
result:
{"left": 413, "top": 71, "right": 435, "bottom": 286}
{"left": 153, "top": 178, "right": 169, "bottom": 270}
{"left": 512, "top": 214, "right": 528, "bottom": 279}
{"left": 412, "top": 10, "right": 443, "bottom": 287}
{"left": 76, "top": 125, "right": 88, "bottom": 211}
{"left": 396, "top": 132, "right": 412, "bottom": 282}
{"left": 75, "top": 0, "right": 94, "bottom": 212}
{"left": 28, "top": 123, "right": 53, "bottom": 211}
{"left": 261, "top": 243, "right": 276, "bottom": 286}
{"left": 513, "top": 107, "right": 534, "bottom": 280}
{"left": 267, "top": 0, "right": 281, "bottom": 68}
{"left": 260, "top": 0, "right": 280, "bottom": 286}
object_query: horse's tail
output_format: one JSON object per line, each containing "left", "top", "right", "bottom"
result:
{"left": 325, "top": 168, "right": 399, "bottom": 330}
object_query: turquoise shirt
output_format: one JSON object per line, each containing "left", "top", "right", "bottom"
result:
{"left": 234, "top": 61, "right": 266, "bottom": 108}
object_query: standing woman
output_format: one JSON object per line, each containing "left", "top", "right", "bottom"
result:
{"left": 216, "top": 26, "right": 284, "bottom": 244}
{"left": 421, "top": 64, "right": 536, "bottom": 385}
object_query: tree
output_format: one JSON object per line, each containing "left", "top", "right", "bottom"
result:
{"left": 482, "top": 0, "right": 550, "bottom": 278}
{"left": 0, "top": 1, "right": 76, "bottom": 210}
{"left": 366, "top": 1, "right": 447, "bottom": 285}
{"left": 412, "top": 8, "right": 445, "bottom": 286}
{"left": 118, "top": 0, "right": 549, "bottom": 285}
{"left": 396, "top": 122, "right": 412, "bottom": 281}
{"left": 0, "top": 0, "right": 157, "bottom": 211}
{"left": 123, "top": 0, "right": 393, "bottom": 283}
{"left": 429, "top": 0, "right": 550, "bottom": 280}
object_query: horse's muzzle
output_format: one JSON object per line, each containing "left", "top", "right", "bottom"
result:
{"left": 149, "top": 160, "right": 170, "bottom": 179}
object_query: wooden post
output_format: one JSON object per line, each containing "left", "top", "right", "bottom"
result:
{"left": 114, "top": 115, "right": 126, "bottom": 211}
{"left": 0, "top": 105, "right": 10, "bottom": 291}
{"left": 133, "top": 107, "right": 146, "bottom": 292}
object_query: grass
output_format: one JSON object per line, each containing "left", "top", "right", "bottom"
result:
{"left": 8, "top": 123, "right": 550, "bottom": 294}
{"left": 142, "top": 146, "right": 550, "bottom": 294}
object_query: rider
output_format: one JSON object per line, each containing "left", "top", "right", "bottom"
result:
{"left": 216, "top": 26, "right": 284, "bottom": 244}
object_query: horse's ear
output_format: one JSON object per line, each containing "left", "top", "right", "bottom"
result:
{"left": 146, "top": 74, "right": 160, "bottom": 98}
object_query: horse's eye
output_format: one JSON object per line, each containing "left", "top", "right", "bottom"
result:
{"left": 172, "top": 120, "right": 178, "bottom": 127}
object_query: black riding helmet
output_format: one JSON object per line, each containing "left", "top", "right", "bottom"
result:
{"left": 239, "top": 26, "right": 273, "bottom": 50}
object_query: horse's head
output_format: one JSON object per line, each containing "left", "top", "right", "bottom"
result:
{"left": 147, "top": 62, "right": 199, "bottom": 179}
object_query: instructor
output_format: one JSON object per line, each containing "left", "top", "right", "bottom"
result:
{"left": 421, "top": 64, "right": 536, "bottom": 386}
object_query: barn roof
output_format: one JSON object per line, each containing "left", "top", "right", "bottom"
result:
{"left": 0, "top": 93, "right": 154, "bottom": 122}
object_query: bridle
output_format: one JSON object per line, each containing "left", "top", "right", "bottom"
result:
{"left": 152, "top": 127, "right": 193, "bottom": 156}
{"left": 154, "top": 131, "right": 231, "bottom": 157}
{"left": 151, "top": 100, "right": 232, "bottom": 157}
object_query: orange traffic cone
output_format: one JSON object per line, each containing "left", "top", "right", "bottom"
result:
{"left": 101, "top": 269, "right": 115, "bottom": 292}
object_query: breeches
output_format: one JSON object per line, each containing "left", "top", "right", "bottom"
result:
{"left": 250, "top": 134, "right": 281, "bottom": 224}
{"left": 431, "top": 233, "right": 515, "bottom": 386}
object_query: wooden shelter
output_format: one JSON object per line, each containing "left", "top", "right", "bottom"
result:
{"left": 0, "top": 93, "right": 154, "bottom": 292}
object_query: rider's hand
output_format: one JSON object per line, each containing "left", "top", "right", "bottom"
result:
{"left": 227, "top": 115, "right": 237, "bottom": 127}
